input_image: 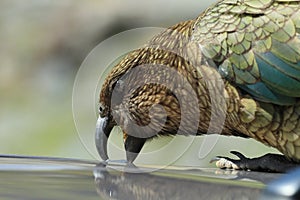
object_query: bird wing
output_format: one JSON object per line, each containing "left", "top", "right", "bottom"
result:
{"left": 192, "top": 0, "right": 300, "bottom": 105}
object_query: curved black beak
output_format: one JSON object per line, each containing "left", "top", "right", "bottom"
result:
{"left": 95, "top": 116, "right": 114, "bottom": 161}
{"left": 95, "top": 115, "right": 147, "bottom": 163}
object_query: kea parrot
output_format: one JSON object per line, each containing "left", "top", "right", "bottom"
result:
{"left": 95, "top": 0, "right": 300, "bottom": 172}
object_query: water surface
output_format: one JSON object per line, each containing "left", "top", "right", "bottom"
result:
{"left": 0, "top": 156, "right": 281, "bottom": 200}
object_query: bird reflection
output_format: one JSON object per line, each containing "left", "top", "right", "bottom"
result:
{"left": 93, "top": 163, "right": 275, "bottom": 200}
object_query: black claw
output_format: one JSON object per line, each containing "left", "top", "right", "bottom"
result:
{"left": 210, "top": 156, "right": 235, "bottom": 163}
{"left": 210, "top": 157, "right": 221, "bottom": 163}
{"left": 229, "top": 151, "right": 247, "bottom": 160}
{"left": 124, "top": 135, "right": 146, "bottom": 163}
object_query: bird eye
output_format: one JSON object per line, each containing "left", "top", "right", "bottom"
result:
{"left": 99, "top": 104, "right": 104, "bottom": 115}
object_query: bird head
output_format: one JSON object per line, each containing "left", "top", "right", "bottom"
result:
{"left": 95, "top": 20, "right": 204, "bottom": 163}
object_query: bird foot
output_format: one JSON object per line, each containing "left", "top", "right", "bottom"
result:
{"left": 211, "top": 157, "right": 240, "bottom": 170}
{"left": 210, "top": 151, "right": 299, "bottom": 173}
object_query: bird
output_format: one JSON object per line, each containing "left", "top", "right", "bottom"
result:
{"left": 95, "top": 0, "right": 300, "bottom": 172}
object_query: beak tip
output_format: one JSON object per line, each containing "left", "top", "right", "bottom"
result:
{"left": 126, "top": 153, "right": 137, "bottom": 163}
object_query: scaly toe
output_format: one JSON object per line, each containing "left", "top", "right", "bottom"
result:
{"left": 215, "top": 158, "right": 240, "bottom": 170}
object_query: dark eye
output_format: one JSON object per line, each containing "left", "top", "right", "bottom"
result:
{"left": 99, "top": 104, "right": 104, "bottom": 114}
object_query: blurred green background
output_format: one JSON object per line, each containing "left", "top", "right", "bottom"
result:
{"left": 0, "top": 0, "right": 279, "bottom": 166}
